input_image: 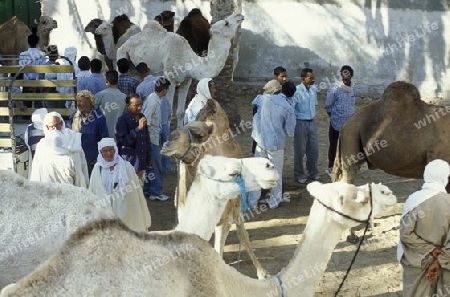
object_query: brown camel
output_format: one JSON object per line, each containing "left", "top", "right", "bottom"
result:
{"left": 176, "top": 8, "right": 211, "bottom": 56}
{"left": 161, "top": 99, "right": 269, "bottom": 279}
{"left": 154, "top": 10, "right": 175, "bottom": 32}
{"left": 0, "top": 16, "right": 57, "bottom": 65}
{"left": 333, "top": 80, "right": 450, "bottom": 184}
{"left": 84, "top": 19, "right": 114, "bottom": 71}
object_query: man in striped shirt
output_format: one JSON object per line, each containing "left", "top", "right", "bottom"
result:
{"left": 324, "top": 65, "right": 356, "bottom": 179}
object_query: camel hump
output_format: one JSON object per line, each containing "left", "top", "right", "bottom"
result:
{"left": 382, "top": 81, "right": 421, "bottom": 102}
{"left": 143, "top": 20, "right": 167, "bottom": 33}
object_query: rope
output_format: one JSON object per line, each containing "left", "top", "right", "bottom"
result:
{"left": 334, "top": 183, "right": 373, "bottom": 296}
{"left": 277, "top": 275, "right": 285, "bottom": 297}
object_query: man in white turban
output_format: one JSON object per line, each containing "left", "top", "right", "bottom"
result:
{"left": 30, "top": 128, "right": 81, "bottom": 186}
{"left": 89, "top": 138, "right": 151, "bottom": 232}
{"left": 398, "top": 159, "right": 450, "bottom": 296}
{"left": 39, "top": 111, "right": 89, "bottom": 185}
{"left": 183, "top": 78, "right": 216, "bottom": 125}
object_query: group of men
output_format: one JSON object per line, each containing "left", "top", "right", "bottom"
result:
{"left": 249, "top": 65, "right": 356, "bottom": 209}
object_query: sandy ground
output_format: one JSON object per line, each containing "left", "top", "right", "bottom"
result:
{"left": 148, "top": 91, "right": 421, "bottom": 296}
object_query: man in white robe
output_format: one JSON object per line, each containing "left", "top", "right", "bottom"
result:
{"left": 30, "top": 129, "right": 80, "bottom": 186}
{"left": 89, "top": 138, "right": 151, "bottom": 232}
{"left": 398, "top": 159, "right": 450, "bottom": 296}
{"left": 44, "top": 111, "right": 89, "bottom": 185}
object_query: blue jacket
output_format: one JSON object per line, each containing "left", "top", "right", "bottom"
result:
{"left": 67, "top": 108, "right": 109, "bottom": 165}
{"left": 115, "top": 111, "right": 152, "bottom": 172}
{"left": 252, "top": 93, "right": 296, "bottom": 151}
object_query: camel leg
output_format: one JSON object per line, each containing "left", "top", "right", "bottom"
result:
{"left": 236, "top": 217, "right": 270, "bottom": 279}
{"left": 176, "top": 78, "right": 192, "bottom": 127}
{"left": 105, "top": 56, "right": 115, "bottom": 71}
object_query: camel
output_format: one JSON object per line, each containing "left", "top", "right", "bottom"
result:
{"left": 154, "top": 10, "right": 175, "bottom": 32}
{"left": 0, "top": 181, "right": 396, "bottom": 297}
{"left": 175, "top": 155, "right": 277, "bottom": 277}
{"left": 84, "top": 19, "right": 114, "bottom": 70}
{"left": 332, "top": 80, "right": 450, "bottom": 184}
{"left": 0, "top": 170, "right": 115, "bottom": 289}
{"left": 161, "top": 99, "right": 273, "bottom": 277}
{"left": 0, "top": 16, "right": 57, "bottom": 65}
{"left": 34, "top": 16, "right": 58, "bottom": 50}
{"left": 116, "top": 13, "right": 244, "bottom": 127}
{"left": 94, "top": 20, "right": 141, "bottom": 67}
{"left": 176, "top": 8, "right": 211, "bottom": 56}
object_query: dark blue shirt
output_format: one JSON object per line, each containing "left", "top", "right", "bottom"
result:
{"left": 115, "top": 110, "right": 151, "bottom": 172}
{"left": 67, "top": 108, "right": 109, "bottom": 166}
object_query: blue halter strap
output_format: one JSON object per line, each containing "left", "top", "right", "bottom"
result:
{"left": 236, "top": 173, "right": 250, "bottom": 213}
{"left": 277, "top": 275, "right": 285, "bottom": 297}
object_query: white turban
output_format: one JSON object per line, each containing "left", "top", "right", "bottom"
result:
{"left": 195, "top": 78, "right": 213, "bottom": 101}
{"left": 401, "top": 159, "right": 450, "bottom": 217}
{"left": 96, "top": 138, "right": 129, "bottom": 193}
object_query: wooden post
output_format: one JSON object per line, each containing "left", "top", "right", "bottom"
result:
{"left": 210, "top": 0, "right": 242, "bottom": 126}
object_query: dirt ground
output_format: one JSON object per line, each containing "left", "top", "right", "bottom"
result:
{"left": 148, "top": 90, "right": 422, "bottom": 296}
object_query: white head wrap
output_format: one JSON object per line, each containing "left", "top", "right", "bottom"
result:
{"left": 194, "top": 78, "right": 213, "bottom": 102}
{"left": 397, "top": 159, "right": 450, "bottom": 262}
{"left": 96, "top": 138, "right": 129, "bottom": 193}
{"left": 43, "top": 111, "right": 82, "bottom": 152}
{"left": 31, "top": 108, "right": 48, "bottom": 130}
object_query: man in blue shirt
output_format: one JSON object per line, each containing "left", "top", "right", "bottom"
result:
{"left": 249, "top": 81, "right": 296, "bottom": 210}
{"left": 135, "top": 62, "right": 157, "bottom": 102}
{"left": 79, "top": 58, "right": 107, "bottom": 95}
{"left": 293, "top": 68, "right": 320, "bottom": 184}
{"left": 115, "top": 93, "right": 152, "bottom": 179}
{"left": 324, "top": 65, "right": 356, "bottom": 179}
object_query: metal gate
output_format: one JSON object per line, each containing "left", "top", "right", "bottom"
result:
{"left": 0, "top": 0, "right": 41, "bottom": 28}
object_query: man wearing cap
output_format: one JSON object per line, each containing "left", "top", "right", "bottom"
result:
{"left": 248, "top": 81, "right": 296, "bottom": 210}
{"left": 89, "top": 138, "right": 152, "bottom": 232}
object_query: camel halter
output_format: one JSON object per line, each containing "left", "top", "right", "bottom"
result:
{"left": 177, "top": 128, "right": 193, "bottom": 161}
{"left": 198, "top": 160, "right": 250, "bottom": 213}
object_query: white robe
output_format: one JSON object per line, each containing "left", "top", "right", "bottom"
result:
{"left": 30, "top": 141, "right": 87, "bottom": 188}
{"left": 89, "top": 162, "right": 151, "bottom": 232}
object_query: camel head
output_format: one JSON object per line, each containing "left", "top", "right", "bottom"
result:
{"left": 84, "top": 19, "right": 104, "bottom": 33}
{"left": 307, "top": 181, "right": 396, "bottom": 228}
{"left": 95, "top": 22, "right": 112, "bottom": 36}
{"left": 210, "top": 13, "right": 244, "bottom": 40}
{"left": 160, "top": 121, "right": 213, "bottom": 162}
{"left": 356, "top": 182, "right": 396, "bottom": 218}
{"left": 197, "top": 155, "right": 278, "bottom": 199}
{"left": 34, "top": 16, "right": 57, "bottom": 33}
{"left": 154, "top": 10, "right": 175, "bottom": 31}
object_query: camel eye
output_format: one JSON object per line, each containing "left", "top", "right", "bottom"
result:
{"left": 229, "top": 171, "right": 238, "bottom": 177}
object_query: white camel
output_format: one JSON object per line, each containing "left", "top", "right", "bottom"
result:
{"left": 175, "top": 155, "right": 278, "bottom": 278}
{"left": 0, "top": 170, "right": 115, "bottom": 289}
{"left": 0, "top": 181, "right": 396, "bottom": 297}
{"left": 161, "top": 116, "right": 269, "bottom": 278}
{"left": 116, "top": 13, "right": 244, "bottom": 127}
{"left": 94, "top": 21, "right": 141, "bottom": 66}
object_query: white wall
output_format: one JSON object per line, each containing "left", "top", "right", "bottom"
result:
{"left": 41, "top": 0, "right": 450, "bottom": 98}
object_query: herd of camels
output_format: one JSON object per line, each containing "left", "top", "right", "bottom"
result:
{"left": 1, "top": 4, "right": 450, "bottom": 296}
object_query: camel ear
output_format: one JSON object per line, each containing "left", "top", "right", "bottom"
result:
{"left": 186, "top": 122, "right": 212, "bottom": 143}
{"left": 306, "top": 181, "right": 324, "bottom": 197}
